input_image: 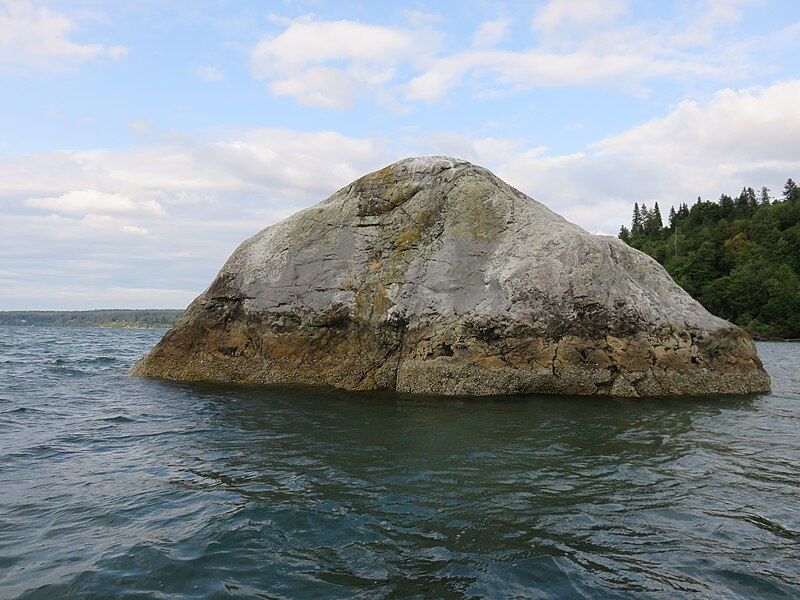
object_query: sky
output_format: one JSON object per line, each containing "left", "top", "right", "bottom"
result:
{"left": 1, "top": 0, "right": 799, "bottom": 310}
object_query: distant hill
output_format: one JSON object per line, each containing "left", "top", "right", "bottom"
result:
{"left": 0, "top": 309, "right": 184, "bottom": 329}
{"left": 619, "top": 179, "right": 800, "bottom": 339}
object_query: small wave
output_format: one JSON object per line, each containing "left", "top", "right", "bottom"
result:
{"left": 52, "top": 356, "right": 117, "bottom": 365}
{"left": 101, "top": 415, "right": 136, "bottom": 424}
{"left": 3, "top": 406, "right": 44, "bottom": 414}
{"left": 741, "top": 513, "right": 800, "bottom": 541}
{"left": 48, "top": 365, "right": 88, "bottom": 377}
{"left": 80, "top": 357, "right": 117, "bottom": 364}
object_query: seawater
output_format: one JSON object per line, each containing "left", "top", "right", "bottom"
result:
{"left": 0, "top": 326, "right": 799, "bottom": 599}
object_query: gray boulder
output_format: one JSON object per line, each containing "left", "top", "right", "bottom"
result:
{"left": 132, "top": 157, "right": 770, "bottom": 396}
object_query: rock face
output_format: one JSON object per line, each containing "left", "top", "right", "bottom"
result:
{"left": 133, "top": 157, "right": 770, "bottom": 397}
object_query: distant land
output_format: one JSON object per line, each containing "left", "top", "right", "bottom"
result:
{"left": 0, "top": 310, "right": 184, "bottom": 329}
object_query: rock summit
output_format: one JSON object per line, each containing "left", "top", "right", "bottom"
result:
{"left": 133, "top": 157, "right": 770, "bottom": 396}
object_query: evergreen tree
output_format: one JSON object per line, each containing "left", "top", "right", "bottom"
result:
{"left": 759, "top": 187, "right": 771, "bottom": 206}
{"left": 639, "top": 203, "right": 663, "bottom": 236}
{"left": 619, "top": 225, "right": 631, "bottom": 242}
{"left": 632, "top": 203, "right": 642, "bottom": 234}
{"left": 785, "top": 178, "right": 798, "bottom": 202}
{"left": 668, "top": 206, "right": 677, "bottom": 228}
{"left": 746, "top": 187, "right": 758, "bottom": 208}
{"left": 652, "top": 202, "right": 663, "bottom": 230}
{"left": 736, "top": 187, "right": 750, "bottom": 210}
{"left": 719, "top": 193, "right": 735, "bottom": 216}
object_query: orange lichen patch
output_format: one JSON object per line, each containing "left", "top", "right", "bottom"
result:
{"left": 394, "top": 227, "right": 420, "bottom": 252}
{"left": 376, "top": 164, "right": 394, "bottom": 179}
{"left": 472, "top": 354, "right": 508, "bottom": 370}
{"left": 220, "top": 328, "right": 250, "bottom": 352}
{"left": 445, "top": 176, "right": 505, "bottom": 243}
{"left": 262, "top": 335, "right": 309, "bottom": 360}
{"left": 339, "top": 271, "right": 359, "bottom": 292}
{"left": 373, "top": 289, "right": 393, "bottom": 314}
{"left": 415, "top": 205, "right": 440, "bottom": 231}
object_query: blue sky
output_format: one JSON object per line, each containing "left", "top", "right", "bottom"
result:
{"left": 1, "top": 0, "right": 799, "bottom": 309}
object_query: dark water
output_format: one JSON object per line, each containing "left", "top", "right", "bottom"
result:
{"left": 0, "top": 327, "right": 798, "bottom": 599}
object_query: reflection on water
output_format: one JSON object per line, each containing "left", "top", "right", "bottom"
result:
{"left": 0, "top": 328, "right": 798, "bottom": 598}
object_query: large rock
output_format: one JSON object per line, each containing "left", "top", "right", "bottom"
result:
{"left": 132, "top": 157, "right": 770, "bottom": 396}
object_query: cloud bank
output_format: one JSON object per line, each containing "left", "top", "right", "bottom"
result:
{"left": 250, "top": 2, "right": 767, "bottom": 108}
{"left": 2, "top": 79, "right": 799, "bottom": 307}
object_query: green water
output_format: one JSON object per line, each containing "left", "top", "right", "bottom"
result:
{"left": 1, "top": 327, "right": 798, "bottom": 598}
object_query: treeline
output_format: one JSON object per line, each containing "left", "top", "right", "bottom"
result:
{"left": 0, "top": 309, "right": 184, "bottom": 328}
{"left": 619, "top": 179, "right": 800, "bottom": 339}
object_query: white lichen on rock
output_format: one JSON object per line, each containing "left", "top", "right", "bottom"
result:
{"left": 132, "top": 157, "right": 770, "bottom": 396}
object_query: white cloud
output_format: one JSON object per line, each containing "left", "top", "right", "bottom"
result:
{"left": 404, "top": 55, "right": 467, "bottom": 103}
{"left": 472, "top": 18, "right": 510, "bottom": 48}
{"left": 250, "top": 4, "right": 780, "bottom": 108}
{"left": 594, "top": 80, "right": 800, "bottom": 162}
{"left": 0, "top": 0, "right": 127, "bottom": 71}
{"left": 671, "top": 0, "right": 752, "bottom": 46}
{"left": 253, "top": 18, "right": 416, "bottom": 67}
{"left": 404, "top": 0, "right": 770, "bottom": 102}
{"left": 1, "top": 129, "right": 387, "bottom": 199}
{"left": 533, "top": 0, "right": 629, "bottom": 34}
{"left": 251, "top": 17, "right": 424, "bottom": 108}
{"left": 24, "top": 190, "right": 165, "bottom": 217}
{"left": 121, "top": 224, "right": 149, "bottom": 235}
{"left": 268, "top": 65, "right": 396, "bottom": 109}
{"left": 405, "top": 48, "right": 722, "bottom": 102}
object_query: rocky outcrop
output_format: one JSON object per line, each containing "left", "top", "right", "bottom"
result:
{"left": 132, "top": 157, "right": 770, "bottom": 396}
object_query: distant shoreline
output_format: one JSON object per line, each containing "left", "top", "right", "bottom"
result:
{"left": 0, "top": 309, "right": 183, "bottom": 329}
{"left": 2, "top": 309, "right": 798, "bottom": 342}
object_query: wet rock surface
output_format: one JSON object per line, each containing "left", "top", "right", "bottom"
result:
{"left": 133, "top": 157, "right": 770, "bottom": 396}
